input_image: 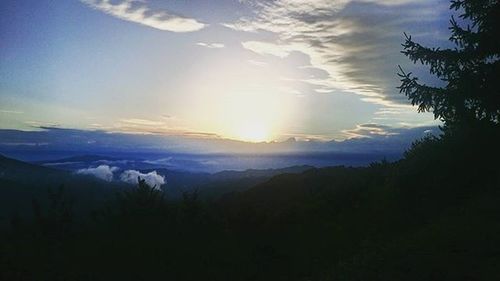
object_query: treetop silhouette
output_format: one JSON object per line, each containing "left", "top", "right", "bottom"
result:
{"left": 398, "top": 0, "right": 500, "bottom": 129}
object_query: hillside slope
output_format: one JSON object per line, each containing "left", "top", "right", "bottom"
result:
{"left": 0, "top": 154, "right": 127, "bottom": 222}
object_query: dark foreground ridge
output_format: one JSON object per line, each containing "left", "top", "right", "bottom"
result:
{"left": 1, "top": 130, "right": 499, "bottom": 281}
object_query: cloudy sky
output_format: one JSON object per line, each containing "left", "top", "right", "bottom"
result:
{"left": 0, "top": 0, "right": 450, "bottom": 142}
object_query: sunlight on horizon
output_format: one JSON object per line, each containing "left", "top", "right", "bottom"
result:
{"left": 234, "top": 120, "right": 270, "bottom": 142}
{"left": 217, "top": 90, "right": 292, "bottom": 142}
{"left": 180, "top": 55, "right": 299, "bottom": 142}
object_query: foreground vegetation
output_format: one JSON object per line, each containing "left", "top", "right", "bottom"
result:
{"left": 1, "top": 128, "right": 499, "bottom": 281}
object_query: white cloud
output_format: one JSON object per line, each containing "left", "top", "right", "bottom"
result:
{"left": 241, "top": 41, "right": 292, "bottom": 58}
{"left": 196, "top": 42, "right": 225, "bottom": 48}
{"left": 120, "top": 170, "right": 165, "bottom": 189}
{"left": 77, "top": 165, "right": 118, "bottom": 182}
{"left": 81, "top": 0, "right": 205, "bottom": 32}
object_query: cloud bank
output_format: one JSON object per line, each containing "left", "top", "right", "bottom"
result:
{"left": 77, "top": 165, "right": 118, "bottom": 182}
{"left": 0, "top": 125, "right": 440, "bottom": 156}
{"left": 81, "top": 0, "right": 205, "bottom": 32}
{"left": 120, "top": 170, "right": 165, "bottom": 189}
{"left": 227, "top": 0, "right": 448, "bottom": 107}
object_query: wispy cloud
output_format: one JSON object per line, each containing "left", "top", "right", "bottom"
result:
{"left": 196, "top": 42, "right": 225, "bottom": 49}
{"left": 25, "top": 121, "right": 60, "bottom": 128}
{"left": 227, "top": 0, "right": 447, "bottom": 108}
{"left": 342, "top": 123, "right": 399, "bottom": 139}
{"left": 113, "top": 117, "right": 211, "bottom": 137}
{"left": 0, "top": 109, "right": 23, "bottom": 114}
{"left": 81, "top": 0, "right": 205, "bottom": 32}
{"left": 247, "top": 59, "right": 268, "bottom": 67}
{"left": 120, "top": 118, "right": 165, "bottom": 126}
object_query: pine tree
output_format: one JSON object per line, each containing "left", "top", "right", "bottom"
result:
{"left": 398, "top": 0, "right": 500, "bottom": 131}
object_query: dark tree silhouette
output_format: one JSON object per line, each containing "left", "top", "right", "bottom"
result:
{"left": 31, "top": 186, "right": 74, "bottom": 240}
{"left": 115, "top": 177, "right": 165, "bottom": 216}
{"left": 398, "top": 0, "right": 500, "bottom": 130}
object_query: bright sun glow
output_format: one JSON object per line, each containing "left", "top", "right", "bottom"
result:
{"left": 236, "top": 120, "right": 270, "bottom": 142}
{"left": 181, "top": 56, "right": 299, "bottom": 143}
{"left": 224, "top": 91, "right": 281, "bottom": 142}
{"left": 222, "top": 88, "right": 298, "bottom": 142}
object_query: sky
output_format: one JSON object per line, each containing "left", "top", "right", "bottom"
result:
{"left": 0, "top": 0, "right": 451, "bottom": 143}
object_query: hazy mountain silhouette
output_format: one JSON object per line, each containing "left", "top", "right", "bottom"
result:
{"left": 36, "top": 154, "right": 122, "bottom": 165}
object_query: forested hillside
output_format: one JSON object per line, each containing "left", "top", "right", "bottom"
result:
{"left": 1, "top": 130, "right": 499, "bottom": 280}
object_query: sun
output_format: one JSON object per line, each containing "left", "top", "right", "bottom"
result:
{"left": 180, "top": 56, "right": 299, "bottom": 143}
{"left": 235, "top": 120, "right": 271, "bottom": 143}
{"left": 221, "top": 91, "right": 281, "bottom": 143}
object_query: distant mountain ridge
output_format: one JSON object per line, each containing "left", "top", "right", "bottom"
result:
{"left": 0, "top": 154, "right": 315, "bottom": 219}
{"left": 35, "top": 154, "right": 122, "bottom": 164}
{"left": 0, "top": 126, "right": 438, "bottom": 158}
